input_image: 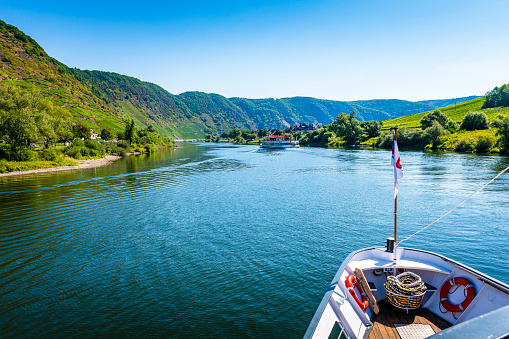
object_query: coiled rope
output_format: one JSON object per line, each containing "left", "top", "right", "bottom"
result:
{"left": 385, "top": 272, "right": 427, "bottom": 309}
{"left": 398, "top": 164, "right": 509, "bottom": 246}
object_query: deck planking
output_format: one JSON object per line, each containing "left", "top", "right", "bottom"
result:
{"left": 366, "top": 300, "right": 451, "bottom": 339}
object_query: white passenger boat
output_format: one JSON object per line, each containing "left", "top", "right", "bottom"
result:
{"left": 304, "top": 130, "right": 509, "bottom": 339}
{"left": 260, "top": 136, "right": 299, "bottom": 149}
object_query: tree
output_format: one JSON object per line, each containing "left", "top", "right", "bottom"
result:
{"left": 244, "top": 133, "right": 257, "bottom": 141}
{"left": 123, "top": 116, "right": 137, "bottom": 144}
{"left": 101, "top": 127, "right": 114, "bottom": 140}
{"left": 233, "top": 136, "right": 245, "bottom": 144}
{"left": 424, "top": 120, "right": 448, "bottom": 148}
{"left": 0, "top": 83, "right": 70, "bottom": 159}
{"left": 258, "top": 129, "right": 267, "bottom": 138}
{"left": 73, "top": 122, "right": 91, "bottom": 140}
{"left": 329, "top": 111, "right": 362, "bottom": 144}
{"left": 273, "top": 129, "right": 284, "bottom": 136}
{"left": 492, "top": 114, "right": 509, "bottom": 150}
{"left": 361, "top": 120, "right": 383, "bottom": 138}
{"left": 460, "top": 111, "right": 489, "bottom": 131}
{"left": 229, "top": 128, "right": 241, "bottom": 139}
{"left": 420, "top": 109, "right": 457, "bottom": 130}
{"left": 483, "top": 84, "right": 509, "bottom": 109}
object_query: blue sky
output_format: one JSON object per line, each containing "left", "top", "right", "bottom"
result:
{"left": 2, "top": 0, "right": 509, "bottom": 101}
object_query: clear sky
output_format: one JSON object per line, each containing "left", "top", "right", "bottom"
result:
{"left": 1, "top": 0, "right": 509, "bottom": 101}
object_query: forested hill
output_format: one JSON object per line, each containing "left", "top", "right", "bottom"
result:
{"left": 0, "top": 19, "right": 480, "bottom": 138}
{"left": 67, "top": 70, "right": 257, "bottom": 137}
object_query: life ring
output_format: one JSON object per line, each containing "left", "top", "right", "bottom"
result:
{"left": 345, "top": 274, "right": 369, "bottom": 311}
{"left": 440, "top": 277, "right": 476, "bottom": 312}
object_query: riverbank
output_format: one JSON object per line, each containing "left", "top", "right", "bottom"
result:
{"left": 0, "top": 155, "right": 122, "bottom": 177}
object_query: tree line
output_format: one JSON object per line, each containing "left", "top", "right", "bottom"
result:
{"left": 483, "top": 84, "right": 509, "bottom": 109}
{"left": 0, "top": 83, "right": 172, "bottom": 163}
{"left": 214, "top": 106, "right": 509, "bottom": 154}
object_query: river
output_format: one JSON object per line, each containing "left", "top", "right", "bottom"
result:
{"left": 1, "top": 143, "right": 508, "bottom": 338}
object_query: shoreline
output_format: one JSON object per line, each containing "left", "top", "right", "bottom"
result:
{"left": 0, "top": 155, "right": 122, "bottom": 178}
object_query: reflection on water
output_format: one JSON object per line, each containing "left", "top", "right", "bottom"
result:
{"left": 0, "top": 143, "right": 508, "bottom": 338}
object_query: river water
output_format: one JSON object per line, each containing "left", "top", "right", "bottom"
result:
{"left": 1, "top": 143, "right": 508, "bottom": 338}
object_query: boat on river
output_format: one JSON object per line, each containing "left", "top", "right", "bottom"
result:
{"left": 260, "top": 136, "right": 299, "bottom": 149}
{"left": 304, "top": 130, "right": 509, "bottom": 339}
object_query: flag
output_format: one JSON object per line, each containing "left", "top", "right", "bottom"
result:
{"left": 391, "top": 133, "right": 404, "bottom": 199}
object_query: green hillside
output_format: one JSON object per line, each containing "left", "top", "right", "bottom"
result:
{"left": 0, "top": 19, "right": 486, "bottom": 139}
{"left": 0, "top": 20, "right": 125, "bottom": 134}
{"left": 382, "top": 97, "right": 487, "bottom": 129}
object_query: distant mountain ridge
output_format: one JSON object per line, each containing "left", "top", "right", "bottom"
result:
{"left": 0, "top": 19, "right": 480, "bottom": 138}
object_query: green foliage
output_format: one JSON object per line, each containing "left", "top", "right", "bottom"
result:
{"left": 383, "top": 98, "right": 486, "bottom": 129}
{"left": 64, "top": 139, "right": 104, "bottom": 159}
{"left": 360, "top": 120, "right": 383, "bottom": 138}
{"left": 244, "top": 133, "right": 257, "bottom": 141}
{"left": 123, "top": 115, "right": 136, "bottom": 144}
{"left": 454, "top": 138, "right": 474, "bottom": 152}
{"left": 103, "top": 143, "right": 127, "bottom": 156}
{"left": 483, "top": 84, "right": 509, "bottom": 109}
{"left": 377, "top": 127, "right": 428, "bottom": 148}
{"left": 233, "top": 136, "right": 246, "bottom": 144}
{"left": 492, "top": 114, "right": 509, "bottom": 150}
{"left": 229, "top": 128, "right": 242, "bottom": 139}
{"left": 257, "top": 129, "right": 267, "bottom": 138}
{"left": 72, "top": 123, "right": 91, "bottom": 140}
{"left": 71, "top": 138, "right": 85, "bottom": 147}
{"left": 0, "top": 157, "right": 76, "bottom": 173}
{"left": 420, "top": 109, "right": 457, "bottom": 130}
{"left": 424, "top": 120, "right": 449, "bottom": 148}
{"left": 474, "top": 135, "right": 494, "bottom": 153}
{"left": 329, "top": 110, "right": 363, "bottom": 145}
{"left": 101, "top": 127, "right": 113, "bottom": 140}
{"left": 0, "top": 83, "right": 71, "bottom": 156}
{"left": 39, "top": 148, "right": 59, "bottom": 161}
{"left": 116, "top": 130, "right": 125, "bottom": 140}
{"left": 460, "top": 111, "right": 489, "bottom": 131}
{"left": 273, "top": 129, "right": 284, "bottom": 136}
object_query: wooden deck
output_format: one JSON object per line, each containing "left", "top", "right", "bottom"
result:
{"left": 366, "top": 300, "right": 451, "bottom": 339}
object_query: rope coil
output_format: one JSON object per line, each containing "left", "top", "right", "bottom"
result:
{"left": 385, "top": 272, "right": 427, "bottom": 309}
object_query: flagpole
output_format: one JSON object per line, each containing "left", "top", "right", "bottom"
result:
{"left": 394, "top": 127, "right": 398, "bottom": 245}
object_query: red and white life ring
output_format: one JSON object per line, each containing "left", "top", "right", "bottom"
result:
{"left": 345, "top": 274, "right": 369, "bottom": 311}
{"left": 440, "top": 277, "right": 476, "bottom": 312}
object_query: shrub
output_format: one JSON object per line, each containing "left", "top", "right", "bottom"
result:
{"left": 85, "top": 140, "right": 100, "bottom": 150}
{"left": 454, "top": 138, "right": 474, "bottom": 152}
{"left": 377, "top": 132, "right": 393, "bottom": 148}
{"left": 117, "top": 140, "right": 130, "bottom": 149}
{"left": 104, "top": 143, "right": 126, "bottom": 156}
{"left": 492, "top": 114, "right": 509, "bottom": 150}
{"left": 398, "top": 127, "right": 427, "bottom": 147}
{"left": 65, "top": 146, "right": 83, "bottom": 159}
{"left": 9, "top": 147, "right": 35, "bottom": 161}
{"left": 460, "top": 111, "right": 489, "bottom": 131}
{"left": 71, "top": 138, "right": 85, "bottom": 147}
{"left": 145, "top": 144, "right": 157, "bottom": 153}
{"left": 84, "top": 140, "right": 104, "bottom": 156}
{"left": 40, "top": 148, "right": 59, "bottom": 161}
{"left": 475, "top": 135, "right": 494, "bottom": 153}
{"left": 424, "top": 121, "right": 449, "bottom": 148}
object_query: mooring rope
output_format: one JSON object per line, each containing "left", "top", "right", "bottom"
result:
{"left": 398, "top": 164, "right": 509, "bottom": 246}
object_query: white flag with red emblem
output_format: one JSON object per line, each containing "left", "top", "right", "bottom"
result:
{"left": 391, "top": 133, "right": 404, "bottom": 199}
